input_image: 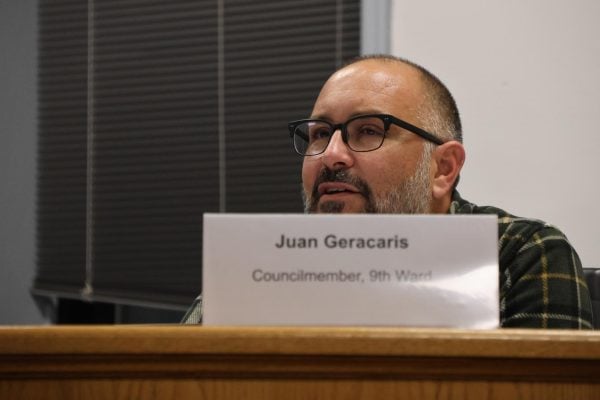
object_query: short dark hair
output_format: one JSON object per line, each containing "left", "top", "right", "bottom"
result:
{"left": 343, "top": 55, "right": 462, "bottom": 143}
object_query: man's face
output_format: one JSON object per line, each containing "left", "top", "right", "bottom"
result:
{"left": 302, "top": 60, "right": 434, "bottom": 214}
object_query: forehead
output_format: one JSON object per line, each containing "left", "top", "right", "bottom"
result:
{"left": 311, "top": 60, "right": 425, "bottom": 121}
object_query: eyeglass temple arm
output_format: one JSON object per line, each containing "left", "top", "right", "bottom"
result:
{"left": 390, "top": 117, "right": 445, "bottom": 146}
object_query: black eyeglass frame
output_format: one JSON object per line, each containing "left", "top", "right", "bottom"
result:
{"left": 288, "top": 113, "right": 445, "bottom": 156}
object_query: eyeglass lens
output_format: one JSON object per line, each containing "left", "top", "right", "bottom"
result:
{"left": 293, "top": 116, "right": 386, "bottom": 156}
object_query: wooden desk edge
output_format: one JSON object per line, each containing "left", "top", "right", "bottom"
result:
{"left": 0, "top": 325, "right": 598, "bottom": 358}
{"left": 0, "top": 326, "right": 599, "bottom": 382}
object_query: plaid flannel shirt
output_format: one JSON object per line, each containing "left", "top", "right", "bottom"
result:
{"left": 183, "top": 192, "right": 594, "bottom": 329}
{"left": 450, "top": 191, "right": 593, "bottom": 329}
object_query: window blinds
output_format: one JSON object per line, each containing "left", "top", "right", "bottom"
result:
{"left": 34, "top": 0, "right": 360, "bottom": 308}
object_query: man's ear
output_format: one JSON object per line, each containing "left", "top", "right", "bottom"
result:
{"left": 431, "top": 141, "right": 465, "bottom": 200}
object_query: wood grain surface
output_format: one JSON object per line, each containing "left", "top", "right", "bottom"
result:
{"left": 1, "top": 326, "right": 599, "bottom": 399}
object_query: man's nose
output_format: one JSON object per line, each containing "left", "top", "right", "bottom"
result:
{"left": 321, "top": 130, "right": 354, "bottom": 170}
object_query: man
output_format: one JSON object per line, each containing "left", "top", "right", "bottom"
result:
{"left": 289, "top": 55, "right": 592, "bottom": 329}
{"left": 183, "top": 55, "right": 593, "bottom": 329}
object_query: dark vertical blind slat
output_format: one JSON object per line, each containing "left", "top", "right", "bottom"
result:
{"left": 91, "top": 0, "right": 219, "bottom": 306}
{"left": 34, "top": 0, "right": 88, "bottom": 297}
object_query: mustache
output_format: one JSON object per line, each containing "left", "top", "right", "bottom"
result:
{"left": 311, "top": 168, "right": 372, "bottom": 201}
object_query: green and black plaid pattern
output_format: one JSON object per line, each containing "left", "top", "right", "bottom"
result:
{"left": 450, "top": 191, "right": 594, "bottom": 329}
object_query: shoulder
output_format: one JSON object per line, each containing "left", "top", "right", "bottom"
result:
{"left": 449, "top": 191, "right": 577, "bottom": 265}
{"left": 450, "top": 192, "right": 592, "bottom": 328}
{"left": 449, "top": 191, "right": 563, "bottom": 245}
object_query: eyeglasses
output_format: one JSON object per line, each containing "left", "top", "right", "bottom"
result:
{"left": 288, "top": 114, "right": 444, "bottom": 156}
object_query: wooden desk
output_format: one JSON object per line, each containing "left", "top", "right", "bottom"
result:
{"left": 0, "top": 326, "right": 599, "bottom": 399}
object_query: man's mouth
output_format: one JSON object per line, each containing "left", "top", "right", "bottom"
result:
{"left": 317, "top": 182, "right": 361, "bottom": 197}
{"left": 306, "top": 168, "right": 373, "bottom": 213}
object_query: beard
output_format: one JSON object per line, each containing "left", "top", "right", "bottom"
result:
{"left": 303, "top": 147, "right": 433, "bottom": 214}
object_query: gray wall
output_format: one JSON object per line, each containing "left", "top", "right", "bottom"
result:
{"left": 392, "top": 0, "right": 600, "bottom": 267}
{"left": 0, "top": 0, "right": 49, "bottom": 324}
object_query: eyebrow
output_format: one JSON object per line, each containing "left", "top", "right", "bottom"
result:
{"left": 309, "top": 110, "right": 385, "bottom": 121}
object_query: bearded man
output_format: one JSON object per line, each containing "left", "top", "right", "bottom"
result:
{"left": 184, "top": 55, "right": 593, "bottom": 329}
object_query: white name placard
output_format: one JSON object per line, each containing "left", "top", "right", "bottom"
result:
{"left": 202, "top": 214, "right": 499, "bottom": 329}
